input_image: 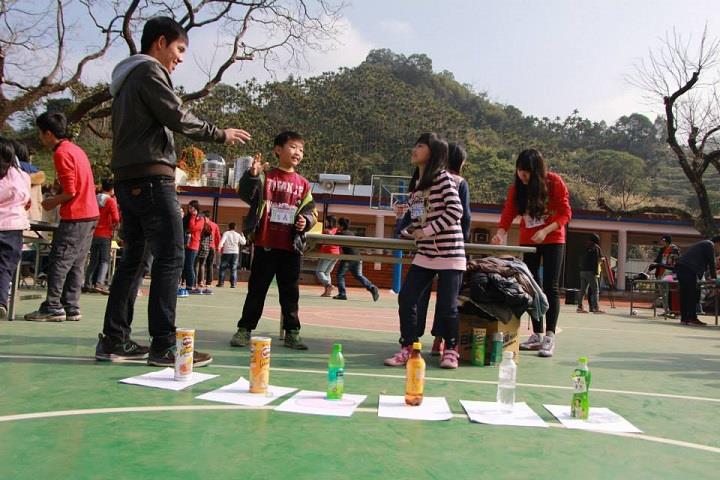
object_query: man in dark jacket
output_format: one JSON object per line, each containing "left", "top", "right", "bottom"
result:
{"left": 577, "top": 233, "right": 604, "bottom": 314}
{"left": 96, "top": 17, "right": 251, "bottom": 366}
{"left": 675, "top": 236, "right": 720, "bottom": 326}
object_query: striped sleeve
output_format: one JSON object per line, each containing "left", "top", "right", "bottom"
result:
{"left": 422, "top": 172, "right": 463, "bottom": 237}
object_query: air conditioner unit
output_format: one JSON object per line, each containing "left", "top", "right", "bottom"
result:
{"left": 317, "top": 173, "right": 351, "bottom": 193}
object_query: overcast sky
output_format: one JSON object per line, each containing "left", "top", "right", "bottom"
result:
{"left": 69, "top": 1, "right": 720, "bottom": 124}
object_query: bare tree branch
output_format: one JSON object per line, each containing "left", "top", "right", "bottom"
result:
{"left": 123, "top": 0, "right": 142, "bottom": 55}
{"left": 0, "top": 0, "right": 345, "bottom": 128}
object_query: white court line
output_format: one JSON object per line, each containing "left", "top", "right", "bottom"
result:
{"left": 0, "top": 404, "right": 719, "bottom": 455}
{"left": 1, "top": 353, "right": 719, "bottom": 404}
{"left": 561, "top": 325, "right": 718, "bottom": 338}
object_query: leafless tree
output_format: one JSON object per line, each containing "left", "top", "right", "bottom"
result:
{"left": 0, "top": 0, "right": 346, "bottom": 127}
{"left": 630, "top": 26, "right": 720, "bottom": 235}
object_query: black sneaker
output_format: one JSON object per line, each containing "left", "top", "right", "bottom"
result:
{"left": 147, "top": 347, "right": 213, "bottom": 367}
{"left": 65, "top": 309, "right": 82, "bottom": 322}
{"left": 283, "top": 330, "right": 308, "bottom": 350}
{"left": 95, "top": 333, "right": 149, "bottom": 361}
{"left": 370, "top": 286, "right": 380, "bottom": 302}
{"left": 24, "top": 309, "right": 66, "bottom": 322}
{"left": 333, "top": 294, "right": 348, "bottom": 300}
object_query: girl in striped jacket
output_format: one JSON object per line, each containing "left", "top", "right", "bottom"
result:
{"left": 384, "top": 133, "right": 466, "bottom": 369}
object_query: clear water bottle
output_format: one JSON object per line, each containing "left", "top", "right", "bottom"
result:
{"left": 496, "top": 351, "right": 517, "bottom": 413}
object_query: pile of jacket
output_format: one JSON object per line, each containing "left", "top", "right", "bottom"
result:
{"left": 458, "top": 256, "right": 548, "bottom": 324}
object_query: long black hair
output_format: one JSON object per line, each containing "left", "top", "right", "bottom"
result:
{"left": 10, "top": 139, "right": 29, "bottom": 165}
{"left": 409, "top": 132, "right": 448, "bottom": 192}
{"left": 447, "top": 142, "right": 467, "bottom": 175}
{"left": 514, "top": 148, "right": 548, "bottom": 220}
{"left": 0, "top": 138, "right": 16, "bottom": 179}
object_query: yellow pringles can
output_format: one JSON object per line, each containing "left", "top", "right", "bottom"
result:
{"left": 174, "top": 328, "right": 195, "bottom": 381}
{"left": 249, "top": 336, "right": 272, "bottom": 393}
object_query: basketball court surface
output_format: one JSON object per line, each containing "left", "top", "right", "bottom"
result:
{"left": 1, "top": 283, "right": 719, "bottom": 479}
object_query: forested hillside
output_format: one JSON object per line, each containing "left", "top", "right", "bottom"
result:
{"left": 19, "top": 49, "right": 714, "bottom": 211}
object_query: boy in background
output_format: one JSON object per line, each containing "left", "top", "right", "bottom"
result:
{"left": 84, "top": 179, "right": 120, "bottom": 294}
{"left": 230, "top": 131, "right": 317, "bottom": 350}
{"left": 333, "top": 217, "right": 380, "bottom": 301}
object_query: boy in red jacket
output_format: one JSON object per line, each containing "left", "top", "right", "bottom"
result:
{"left": 84, "top": 179, "right": 120, "bottom": 294}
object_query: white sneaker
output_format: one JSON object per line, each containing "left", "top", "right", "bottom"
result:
{"left": 538, "top": 334, "right": 555, "bottom": 357}
{"left": 520, "top": 333, "right": 543, "bottom": 351}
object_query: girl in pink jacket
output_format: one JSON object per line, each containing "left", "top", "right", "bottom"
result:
{"left": 0, "top": 138, "right": 31, "bottom": 319}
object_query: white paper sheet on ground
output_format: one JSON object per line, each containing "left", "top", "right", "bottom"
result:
{"left": 460, "top": 400, "right": 548, "bottom": 428}
{"left": 377, "top": 395, "right": 453, "bottom": 421}
{"left": 195, "top": 377, "right": 296, "bottom": 406}
{"left": 119, "top": 368, "right": 218, "bottom": 391}
{"left": 544, "top": 404, "right": 642, "bottom": 433}
{"left": 274, "top": 390, "right": 367, "bottom": 417}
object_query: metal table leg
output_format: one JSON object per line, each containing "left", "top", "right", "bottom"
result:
{"left": 8, "top": 259, "right": 21, "bottom": 320}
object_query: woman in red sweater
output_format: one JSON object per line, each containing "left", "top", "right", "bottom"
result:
{"left": 491, "top": 149, "right": 571, "bottom": 357}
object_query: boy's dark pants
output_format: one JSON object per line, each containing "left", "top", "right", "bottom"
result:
{"left": 41, "top": 219, "right": 96, "bottom": 313}
{"left": 237, "top": 246, "right": 302, "bottom": 331}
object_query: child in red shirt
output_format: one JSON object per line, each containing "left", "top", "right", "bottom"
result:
{"left": 316, "top": 216, "right": 340, "bottom": 297}
{"left": 230, "top": 131, "right": 317, "bottom": 350}
{"left": 84, "top": 179, "right": 120, "bottom": 294}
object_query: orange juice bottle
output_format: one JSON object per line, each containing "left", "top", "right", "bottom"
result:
{"left": 405, "top": 342, "right": 425, "bottom": 406}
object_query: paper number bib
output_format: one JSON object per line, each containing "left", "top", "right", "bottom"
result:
{"left": 410, "top": 203, "right": 426, "bottom": 220}
{"left": 523, "top": 214, "right": 547, "bottom": 229}
{"left": 269, "top": 204, "right": 297, "bottom": 225}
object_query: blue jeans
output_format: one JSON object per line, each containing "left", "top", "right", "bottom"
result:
{"left": 218, "top": 253, "right": 239, "bottom": 286}
{"left": 315, "top": 259, "right": 337, "bottom": 287}
{"left": 336, "top": 261, "right": 374, "bottom": 295}
{"left": 85, "top": 237, "right": 111, "bottom": 288}
{"left": 398, "top": 264, "right": 463, "bottom": 349}
{"left": 0, "top": 230, "right": 22, "bottom": 308}
{"left": 103, "top": 176, "right": 183, "bottom": 351}
{"left": 184, "top": 249, "right": 198, "bottom": 289}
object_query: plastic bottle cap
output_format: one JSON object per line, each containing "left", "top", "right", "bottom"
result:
{"left": 503, "top": 351, "right": 514, "bottom": 359}
{"left": 333, "top": 343, "right": 342, "bottom": 352}
{"left": 412, "top": 342, "right": 422, "bottom": 350}
{"left": 578, "top": 356, "right": 588, "bottom": 363}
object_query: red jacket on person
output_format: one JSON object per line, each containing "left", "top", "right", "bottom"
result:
{"left": 185, "top": 213, "right": 205, "bottom": 251}
{"left": 208, "top": 219, "right": 221, "bottom": 250}
{"left": 319, "top": 226, "right": 341, "bottom": 255}
{"left": 498, "top": 172, "right": 572, "bottom": 245}
{"left": 94, "top": 194, "right": 120, "bottom": 238}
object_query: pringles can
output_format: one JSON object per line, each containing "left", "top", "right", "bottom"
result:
{"left": 174, "top": 328, "right": 195, "bottom": 381}
{"left": 249, "top": 337, "right": 272, "bottom": 393}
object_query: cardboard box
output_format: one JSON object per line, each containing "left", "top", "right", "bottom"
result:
{"left": 458, "top": 313, "right": 520, "bottom": 365}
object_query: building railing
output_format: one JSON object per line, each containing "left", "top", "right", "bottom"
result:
{"left": 304, "top": 233, "right": 535, "bottom": 264}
